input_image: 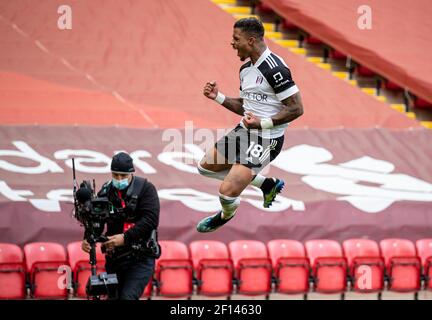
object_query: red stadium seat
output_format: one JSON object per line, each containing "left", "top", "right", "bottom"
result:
{"left": 229, "top": 240, "right": 272, "bottom": 295}
{"left": 0, "top": 243, "right": 26, "bottom": 299}
{"left": 67, "top": 241, "right": 105, "bottom": 298}
{"left": 267, "top": 240, "right": 310, "bottom": 294}
{"left": 189, "top": 240, "right": 233, "bottom": 296}
{"left": 357, "top": 65, "right": 375, "bottom": 77}
{"left": 414, "top": 97, "right": 432, "bottom": 109}
{"left": 342, "top": 239, "right": 384, "bottom": 292}
{"left": 305, "top": 240, "right": 347, "bottom": 293}
{"left": 281, "top": 19, "right": 298, "bottom": 31}
{"left": 305, "top": 36, "right": 323, "bottom": 45}
{"left": 24, "top": 242, "right": 69, "bottom": 298}
{"left": 415, "top": 239, "right": 432, "bottom": 290}
{"left": 384, "top": 80, "right": 403, "bottom": 91}
{"left": 330, "top": 50, "right": 347, "bottom": 60}
{"left": 156, "top": 241, "right": 193, "bottom": 298}
{"left": 256, "top": 3, "right": 274, "bottom": 14}
{"left": 380, "top": 239, "right": 421, "bottom": 292}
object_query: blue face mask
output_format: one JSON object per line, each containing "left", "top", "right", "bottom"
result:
{"left": 112, "top": 177, "right": 130, "bottom": 190}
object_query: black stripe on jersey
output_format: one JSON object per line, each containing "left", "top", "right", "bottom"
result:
{"left": 258, "top": 54, "right": 296, "bottom": 94}
{"left": 239, "top": 61, "right": 252, "bottom": 90}
{"left": 239, "top": 61, "right": 252, "bottom": 73}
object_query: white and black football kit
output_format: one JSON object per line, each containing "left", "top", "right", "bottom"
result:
{"left": 215, "top": 47, "right": 300, "bottom": 173}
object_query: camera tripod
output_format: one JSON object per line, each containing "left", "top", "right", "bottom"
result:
{"left": 85, "top": 234, "right": 119, "bottom": 300}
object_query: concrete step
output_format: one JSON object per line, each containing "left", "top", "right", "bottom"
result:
{"left": 421, "top": 121, "right": 432, "bottom": 129}
{"left": 233, "top": 14, "right": 259, "bottom": 20}
{"left": 361, "top": 87, "right": 376, "bottom": 95}
{"left": 223, "top": 6, "right": 251, "bottom": 14}
{"left": 406, "top": 112, "right": 416, "bottom": 119}
{"left": 376, "top": 95, "right": 387, "bottom": 102}
{"left": 317, "top": 62, "right": 332, "bottom": 71}
{"left": 289, "top": 47, "right": 307, "bottom": 55}
{"left": 274, "top": 39, "right": 299, "bottom": 48}
{"left": 211, "top": 0, "right": 237, "bottom": 4}
{"left": 380, "top": 292, "right": 415, "bottom": 300}
{"left": 332, "top": 71, "right": 348, "bottom": 80}
{"left": 263, "top": 23, "right": 275, "bottom": 32}
{"left": 391, "top": 104, "right": 406, "bottom": 112}
{"left": 307, "top": 57, "right": 323, "bottom": 63}
{"left": 266, "top": 31, "right": 284, "bottom": 39}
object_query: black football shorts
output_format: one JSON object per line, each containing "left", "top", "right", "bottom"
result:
{"left": 215, "top": 124, "right": 284, "bottom": 173}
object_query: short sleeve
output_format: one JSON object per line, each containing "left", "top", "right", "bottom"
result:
{"left": 265, "top": 65, "right": 299, "bottom": 101}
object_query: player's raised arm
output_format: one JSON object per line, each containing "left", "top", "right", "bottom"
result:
{"left": 271, "top": 91, "right": 304, "bottom": 126}
{"left": 203, "top": 80, "right": 244, "bottom": 116}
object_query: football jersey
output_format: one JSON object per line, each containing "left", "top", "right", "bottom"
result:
{"left": 239, "top": 47, "right": 299, "bottom": 138}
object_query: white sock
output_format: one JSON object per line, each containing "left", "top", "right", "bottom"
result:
{"left": 198, "top": 164, "right": 267, "bottom": 189}
{"left": 250, "top": 174, "right": 266, "bottom": 188}
{"left": 219, "top": 193, "right": 240, "bottom": 220}
{"left": 197, "top": 163, "right": 229, "bottom": 181}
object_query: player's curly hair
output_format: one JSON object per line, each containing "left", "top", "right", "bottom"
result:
{"left": 234, "top": 17, "right": 265, "bottom": 40}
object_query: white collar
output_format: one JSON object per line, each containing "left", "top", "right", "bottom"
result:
{"left": 253, "top": 47, "right": 271, "bottom": 67}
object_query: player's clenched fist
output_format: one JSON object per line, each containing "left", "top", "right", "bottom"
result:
{"left": 203, "top": 81, "right": 219, "bottom": 100}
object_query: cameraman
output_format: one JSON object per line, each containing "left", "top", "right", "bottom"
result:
{"left": 81, "top": 152, "right": 160, "bottom": 300}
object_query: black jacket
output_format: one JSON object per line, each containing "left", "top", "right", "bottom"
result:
{"left": 98, "top": 176, "right": 160, "bottom": 248}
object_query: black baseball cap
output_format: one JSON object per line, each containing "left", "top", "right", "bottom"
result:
{"left": 111, "top": 152, "right": 135, "bottom": 174}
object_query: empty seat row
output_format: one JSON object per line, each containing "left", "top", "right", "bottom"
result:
{"left": 1, "top": 238, "right": 431, "bottom": 299}
{"left": 253, "top": 3, "right": 431, "bottom": 107}
{"left": 0, "top": 242, "right": 105, "bottom": 299}
{"left": 153, "top": 239, "right": 431, "bottom": 298}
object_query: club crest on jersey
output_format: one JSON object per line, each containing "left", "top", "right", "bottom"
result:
{"left": 256, "top": 76, "right": 264, "bottom": 84}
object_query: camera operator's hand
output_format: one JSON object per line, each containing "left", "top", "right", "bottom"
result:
{"left": 103, "top": 234, "right": 125, "bottom": 252}
{"left": 81, "top": 239, "right": 91, "bottom": 253}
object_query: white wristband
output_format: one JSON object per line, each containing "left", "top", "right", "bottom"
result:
{"left": 260, "top": 118, "right": 274, "bottom": 129}
{"left": 214, "top": 92, "right": 226, "bottom": 104}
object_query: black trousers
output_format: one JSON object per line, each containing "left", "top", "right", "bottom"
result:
{"left": 105, "top": 256, "right": 155, "bottom": 300}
